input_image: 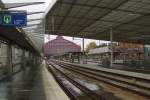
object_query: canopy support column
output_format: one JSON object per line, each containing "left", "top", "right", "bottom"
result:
{"left": 51, "top": 16, "right": 55, "bottom": 34}
{"left": 6, "top": 44, "right": 13, "bottom": 77}
{"left": 110, "top": 27, "right": 113, "bottom": 67}
{"left": 21, "top": 50, "right": 26, "bottom": 70}
{"left": 82, "top": 37, "right": 86, "bottom": 64}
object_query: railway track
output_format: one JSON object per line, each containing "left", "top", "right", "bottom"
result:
{"left": 81, "top": 60, "right": 150, "bottom": 74}
{"left": 51, "top": 60, "right": 150, "bottom": 98}
{"left": 47, "top": 61, "right": 118, "bottom": 100}
{"left": 47, "top": 63, "right": 90, "bottom": 100}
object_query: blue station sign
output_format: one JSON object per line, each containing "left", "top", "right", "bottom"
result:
{"left": 0, "top": 11, "right": 27, "bottom": 27}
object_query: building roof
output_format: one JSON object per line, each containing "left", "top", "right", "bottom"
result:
{"left": 44, "top": 36, "right": 81, "bottom": 55}
{"left": 46, "top": 0, "right": 150, "bottom": 44}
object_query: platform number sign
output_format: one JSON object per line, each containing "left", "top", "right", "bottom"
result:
{"left": 0, "top": 11, "right": 27, "bottom": 27}
{"left": 4, "top": 15, "right": 12, "bottom": 24}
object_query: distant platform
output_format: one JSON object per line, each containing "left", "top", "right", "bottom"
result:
{"left": 58, "top": 60, "right": 150, "bottom": 80}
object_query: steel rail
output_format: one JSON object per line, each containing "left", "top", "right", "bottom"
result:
{"left": 47, "top": 62, "right": 113, "bottom": 100}
{"left": 52, "top": 60, "right": 150, "bottom": 98}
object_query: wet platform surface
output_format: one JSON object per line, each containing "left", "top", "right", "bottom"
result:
{"left": 0, "top": 62, "right": 69, "bottom": 100}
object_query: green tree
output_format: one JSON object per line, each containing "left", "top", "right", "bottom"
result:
{"left": 85, "top": 42, "right": 97, "bottom": 52}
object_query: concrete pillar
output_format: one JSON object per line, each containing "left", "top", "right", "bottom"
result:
{"left": 32, "top": 54, "right": 36, "bottom": 67}
{"left": 6, "top": 44, "right": 13, "bottom": 76}
{"left": 82, "top": 38, "right": 84, "bottom": 54}
{"left": 110, "top": 28, "right": 113, "bottom": 67}
{"left": 34, "top": 55, "right": 38, "bottom": 67}
{"left": 82, "top": 37, "right": 87, "bottom": 64}
{"left": 31, "top": 53, "right": 35, "bottom": 66}
{"left": 51, "top": 16, "right": 55, "bottom": 34}
{"left": 11, "top": 46, "right": 15, "bottom": 67}
{"left": 21, "top": 50, "right": 26, "bottom": 70}
{"left": 28, "top": 52, "right": 32, "bottom": 66}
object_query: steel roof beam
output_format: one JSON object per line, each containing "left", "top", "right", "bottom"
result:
{"left": 23, "top": 27, "right": 43, "bottom": 30}
{"left": 23, "top": 27, "right": 44, "bottom": 31}
{"left": 46, "top": 0, "right": 150, "bottom": 44}
{"left": 27, "top": 33, "right": 44, "bottom": 36}
{"left": 57, "top": 0, "right": 76, "bottom": 31}
{"left": 24, "top": 24, "right": 43, "bottom": 28}
{"left": 27, "top": 18, "right": 43, "bottom": 22}
{"left": 0, "top": 1, "right": 5, "bottom": 9}
{"left": 77, "top": 0, "right": 130, "bottom": 33}
{"left": 48, "top": 15, "right": 150, "bottom": 28}
{"left": 25, "top": 29, "right": 44, "bottom": 32}
{"left": 65, "top": 0, "right": 108, "bottom": 34}
{"left": 58, "top": 1, "right": 150, "bottom": 16}
{"left": 47, "top": 0, "right": 130, "bottom": 36}
{"left": 4, "top": 2, "right": 45, "bottom": 9}
{"left": 111, "top": 15, "right": 149, "bottom": 33}
{"left": 27, "top": 11, "right": 44, "bottom": 15}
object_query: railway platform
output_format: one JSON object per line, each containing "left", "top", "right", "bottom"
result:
{"left": 57, "top": 60, "right": 150, "bottom": 80}
{"left": 79, "top": 60, "right": 147, "bottom": 71}
{"left": 0, "top": 61, "right": 69, "bottom": 100}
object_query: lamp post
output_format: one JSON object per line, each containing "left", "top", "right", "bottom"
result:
{"left": 72, "top": 35, "right": 85, "bottom": 64}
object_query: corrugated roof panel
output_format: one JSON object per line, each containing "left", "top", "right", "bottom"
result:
{"left": 46, "top": 0, "right": 150, "bottom": 44}
{"left": 119, "top": 0, "right": 150, "bottom": 13}
{"left": 102, "top": 11, "right": 141, "bottom": 23}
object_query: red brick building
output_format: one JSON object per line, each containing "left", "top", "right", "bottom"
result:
{"left": 44, "top": 36, "right": 81, "bottom": 56}
{"left": 114, "top": 42, "right": 144, "bottom": 61}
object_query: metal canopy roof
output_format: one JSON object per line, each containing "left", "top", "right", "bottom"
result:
{"left": 46, "top": 0, "right": 150, "bottom": 44}
{"left": 0, "top": 27, "right": 38, "bottom": 53}
{"left": 1, "top": 0, "right": 52, "bottom": 54}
